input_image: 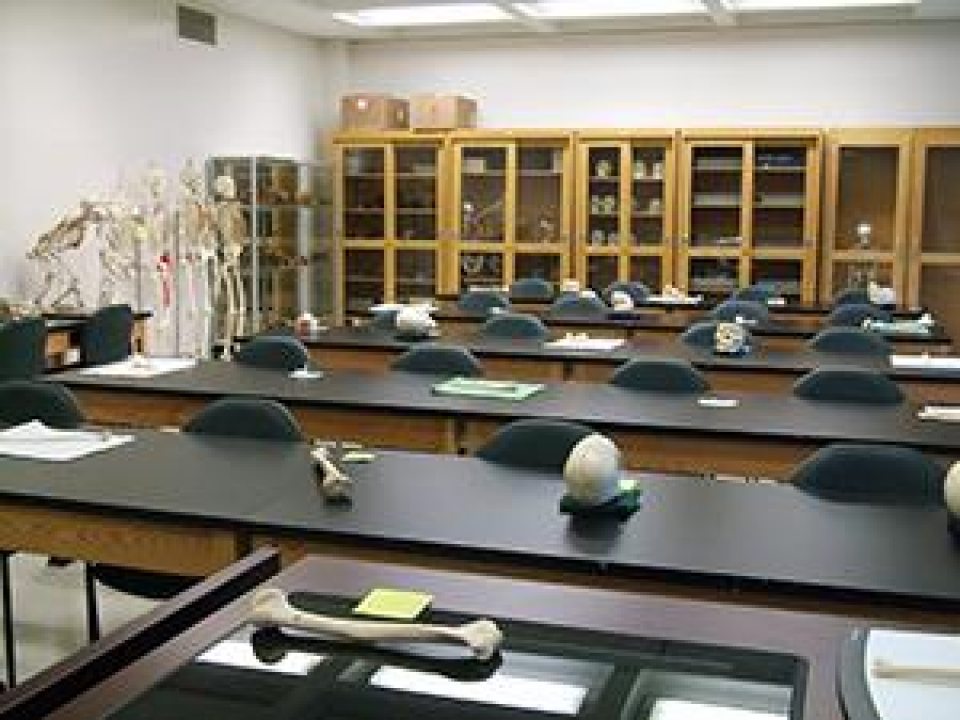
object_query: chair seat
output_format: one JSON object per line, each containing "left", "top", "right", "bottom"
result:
{"left": 88, "top": 564, "right": 197, "bottom": 601}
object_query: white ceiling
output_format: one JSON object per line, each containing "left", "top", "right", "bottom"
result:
{"left": 198, "top": 0, "right": 960, "bottom": 40}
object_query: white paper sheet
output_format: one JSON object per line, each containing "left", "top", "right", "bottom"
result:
{"left": 544, "top": 337, "right": 625, "bottom": 352}
{"left": 645, "top": 294, "right": 703, "bottom": 305}
{"left": 890, "top": 355, "right": 960, "bottom": 371}
{"left": 79, "top": 356, "right": 197, "bottom": 378}
{"left": 866, "top": 629, "right": 960, "bottom": 720}
{"left": 0, "top": 420, "right": 133, "bottom": 462}
{"left": 917, "top": 406, "right": 960, "bottom": 423}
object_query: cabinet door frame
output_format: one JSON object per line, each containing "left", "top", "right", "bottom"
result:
{"left": 821, "top": 128, "right": 913, "bottom": 304}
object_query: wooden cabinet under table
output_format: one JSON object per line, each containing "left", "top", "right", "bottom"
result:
{"left": 821, "top": 128, "right": 913, "bottom": 304}
{"left": 451, "top": 130, "right": 574, "bottom": 293}
{"left": 335, "top": 132, "right": 447, "bottom": 319}
{"left": 908, "top": 127, "right": 960, "bottom": 345}
{"left": 575, "top": 130, "right": 678, "bottom": 294}
{"left": 678, "top": 129, "right": 822, "bottom": 303}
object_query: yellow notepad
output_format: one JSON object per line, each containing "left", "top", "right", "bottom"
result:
{"left": 353, "top": 588, "right": 433, "bottom": 620}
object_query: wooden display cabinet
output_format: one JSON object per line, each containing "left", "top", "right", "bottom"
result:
{"left": 334, "top": 132, "right": 447, "bottom": 318}
{"left": 450, "top": 130, "right": 574, "bottom": 293}
{"left": 821, "top": 128, "right": 912, "bottom": 304}
{"left": 575, "top": 131, "right": 677, "bottom": 294}
{"left": 678, "top": 130, "right": 821, "bottom": 303}
{"left": 908, "top": 127, "right": 960, "bottom": 341}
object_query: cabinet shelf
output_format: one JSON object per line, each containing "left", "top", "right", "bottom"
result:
{"left": 589, "top": 176, "right": 620, "bottom": 182}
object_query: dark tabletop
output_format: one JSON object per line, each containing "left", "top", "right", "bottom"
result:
{"left": 52, "top": 361, "right": 960, "bottom": 452}
{"left": 2, "top": 432, "right": 959, "bottom": 608}
{"left": 306, "top": 326, "right": 960, "bottom": 382}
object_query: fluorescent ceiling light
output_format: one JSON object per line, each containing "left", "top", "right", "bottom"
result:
{"left": 333, "top": 3, "right": 511, "bottom": 27}
{"left": 730, "top": 0, "right": 919, "bottom": 10}
{"left": 514, "top": 0, "right": 705, "bottom": 18}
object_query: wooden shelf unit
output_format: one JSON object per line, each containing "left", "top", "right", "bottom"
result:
{"left": 575, "top": 130, "right": 678, "bottom": 294}
{"left": 450, "top": 129, "right": 575, "bottom": 293}
{"left": 678, "top": 129, "right": 822, "bottom": 303}
{"left": 334, "top": 132, "right": 447, "bottom": 317}
{"left": 821, "top": 128, "right": 913, "bottom": 304}
{"left": 908, "top": 127, "right": 960, "bottom": 342}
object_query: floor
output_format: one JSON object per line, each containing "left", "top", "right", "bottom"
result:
{"left": 3, "top": 553, "right": 157, "bottom": 685}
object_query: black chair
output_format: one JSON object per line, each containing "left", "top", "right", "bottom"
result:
{"left": 0, "top": 317, "right": 46, "bottom": 381}
{"left": 603, "top": 280, "right": 650, "bottom": 305}
{"left": 833, "top": 288, "right": 871, "bottom": 307}
{"left": 547, "top": 294, "right": 608, "bottom": 319}
{"left": 234, "top": 335, "right": 310, "bottom": 371}
{"left": 732, "top": 285, "right": 773, "bottom": 303}
{"left": 479, "top": 312, "right": 549, "bottom": 341}
{"left": 679, "top": 321, "right": 757, "bottom": 351}
{"left": 826, "top": 302, "right": 892, "bottom": 328}
{"left": 0, "top": 380, "right": 86, "bottom": 686}
{"left": 792, "top": 367, "right": 904, "bottom": 405}
{"left": 85, "top": 397, "right": 305, "bottom": 641}
{"left": 610, "top": 358, "right": 710, "bottom": 394}
{"left": 475, "top": 418, "right": 594, "bottom": 472}
{"left": 391, "top": 344, "right": 483, "bottom": 377}
{"left": 509, "top": 277, "right": 554, "bottom": 303}
{"left": 808, "top": 327, "right": 892, "bottom": 357}
{"left": 790, "top": 443, "right": 945, "bottom": 504}
{"left": 80, "top": 304, "right": 134, "bottom": 365}
{"left": 457, "top": 291, "right": 510, "bottom": 314}
{"left": 710, "top": 299, "right": 769, "bottom": 325}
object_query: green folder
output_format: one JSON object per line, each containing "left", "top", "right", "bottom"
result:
{"left": 432, "top": 377, "right": 545, "bottom": 401}
{"left": 868, "top": 321, "right": 932, "bottom": 336}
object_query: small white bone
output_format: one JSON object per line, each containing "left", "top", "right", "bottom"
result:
{"left": 249, "top": 588, "right": 503, "bottom": 661}
{"left": 872, "top": 658, "right": 960, "bottom": 684}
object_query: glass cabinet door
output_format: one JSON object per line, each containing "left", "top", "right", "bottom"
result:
{"left": 586, "top": 255, "right": 619, "bottom": 294}
{"left": 459, "top": 250, "right": 505, "bottom": 290}
{"left": 342, "top": 147, "right": 386, "bottom": 242}
{"left": 516, "top": 145, "right": 566, "bottom": 245}
{"left": 395, "top": 248, "right": 436, "bottom": 302}
{"left": 343, "top": 248, "right": 385, "bottom": 313}
{"left": 834, "top": 146, "right": 901, "bottom": 254}
{"left": 688, "top": 145, "right": 745, "bottom": 249}
{"left": 393, "top": 145, "right": 439, "bottom": 243}
{"left": 752, "top": 145, "right": 808, "bottom": 251}
{"left": 585, "top": 145, "right": 622, "bottom": 250}
{"left": 459, "top": 146, "right": 507, "bottom": 244}
{"left": 917, "top": 145, "right": 960, "bottom": 255}
{"left": 629, "top": 144, "right": 667, "bottom": 248}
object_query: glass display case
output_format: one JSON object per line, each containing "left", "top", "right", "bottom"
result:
{"left": 452, "top": 132, "right": 573, "bottom": 292}
{"left": 335, "top": 133, "right": 446, "bottom": 317}
{"left": 576, "top": 132, "right": 676, "bottom": 295}
{"left": 207, "top": 155, "right": 332, "bottom": 332}
{"left": 679, "top": 131, "right": 821, "bottom": 302}
{"left": 821, "top": 129, "right": 911, "bottom": 303}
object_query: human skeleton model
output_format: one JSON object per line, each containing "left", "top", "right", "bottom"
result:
{"left": 138, "top": 167, "right": 175, "bottom": 350}
{"left": 28, "top": 200, "right": 112, "bottom": 310}
{"left": 212, "top": 174, "right": 248, "bottom": 359}
{"left": 176, "top": 160, "right": 217, "bottom": 357}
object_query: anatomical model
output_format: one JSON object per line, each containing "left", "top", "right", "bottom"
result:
{"left": 212, "top": 174, "right": 249, "bottom": 359}
{"left": 176, "top": 160, "right": 218, "bottom": 357}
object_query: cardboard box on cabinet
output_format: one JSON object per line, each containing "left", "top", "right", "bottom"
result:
{"left": 341, "top": 94, "right": 409, "bottom": 130}
{"left": 410, "top": 95, "right": 478, "bottom": 130}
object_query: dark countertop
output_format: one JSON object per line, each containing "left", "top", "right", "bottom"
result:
{"left": 51, "top": 361, "right": 960, "bottom": 452}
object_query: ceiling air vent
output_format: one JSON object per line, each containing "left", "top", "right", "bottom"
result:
{"left": 177, "top": 5, "right": 217, "bottom": 46}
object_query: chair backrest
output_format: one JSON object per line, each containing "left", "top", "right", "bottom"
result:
{"left": 710, "top": 299, "right": 769, "bottom": 324}
{"left": 603, "top": 281, "right": 650, "bottom": 305}
{"left": 479, "top": 312, "right": 549, "bottom": 340}
{"left": 793, "top": 367, "right": 904, "bottom": 405}
{"left": 390, "top": 344, "right": 483, "bottom": 377}
{"left": 679, "top": 321, "right": 757, "bottom": 351}
{"left": 833, "top": 288, "right": 871, "bottom": 307}
{"left": 0, "top": 316, "right": 47, "bottom": 381}
{"left": 826, "top": 302, "right": 892, "bottom": 328}
{"left": 0, "top": 380, "right": 85, "bottom": 429}
{"left": 475, "top": 418, "right": 594, "bottom": 472}
{"left": 732, "top": 285, "right": 772, "bottom": 303}
{"left": 547, "top": 294, "right": 608, "bottom": 319}
{"left": 183, "top": 397, "right": 304, "bottom": 441}
{"left": 81, "top": 304, "right": 134, "bottom": 365}
{"left": 457, "top": 291, "right": 510, "bottom": 314}
{"left": 234, "top": 335, "right": 310, "bottom": 371}
{"left": 369, "top": 309, "right": 398, "bottom": 331}
{"left": 790, "top": 443, "right": 945, "bottom": 504}
{"left": 610, "top": 358, "right": 710, "bottom": 394}
{"left": 509, "top": 277, "right": 554, "bottom": 303}
{"left": 808, "top": 327, "right": 892, "bottom": 357}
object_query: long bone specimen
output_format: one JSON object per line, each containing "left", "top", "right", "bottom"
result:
{"left": 249, "top": 588, "right": 503, "bottom": 661}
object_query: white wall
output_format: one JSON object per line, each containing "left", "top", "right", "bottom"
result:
{"left": 0, "top": 0, "right": 345, "bottom": 297}
{"left": 346, "top": 22, "right": 960, "bottom": 128}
